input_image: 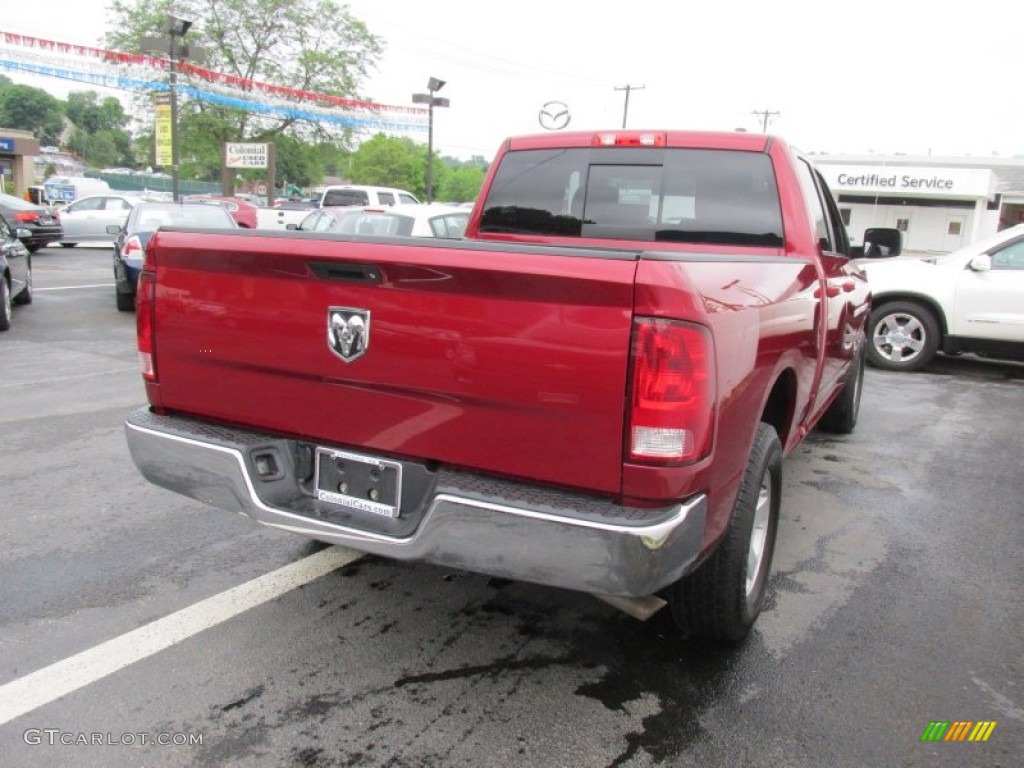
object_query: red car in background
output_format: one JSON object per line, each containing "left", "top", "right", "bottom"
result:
{"left": 183, "top": 195, "right": 257, "bottom": 228}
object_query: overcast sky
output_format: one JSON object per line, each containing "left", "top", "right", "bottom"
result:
{"left": 2, "top": 0, "right": 1022, "bottom": 161}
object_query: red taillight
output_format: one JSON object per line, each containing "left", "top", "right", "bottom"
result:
{"left": 627, "top": 319, "right": 714, "bottom": 463}
{"left": 136, "top": 271, "right": 157, "bottom": 381}
{"left": 13, "top": 211, "right": 36, "bottom": 222}
{"left": 123, "top": 235, "right": 144, "bottom": 262}
{"left": 593, "top": 132, "right": 666, "bottom": 147}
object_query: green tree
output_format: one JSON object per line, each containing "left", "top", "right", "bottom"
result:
{"left": 0, "top": 85, "right": 64, "bottom": 144}
{"left": 439, "top": 165, "right": 486, "bottom": 203}
{"left": 107, "top": 0, "right": 383, "bottom": 144}
{"left": 86, "top": 132, "right": 121, "bottom": 168}
{"left": 270, "top": 134, "right": 324, "bottom": 188}
{"left": 64, "top": 91, "right": 134, "bottom": 167}
{"left": 66, "top": 91, "right": 130, "bottom": 134}
{"left": 347, "top": 134, "right": 424, "bottom": 194}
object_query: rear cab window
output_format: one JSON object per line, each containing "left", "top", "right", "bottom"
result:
{"left": 479, "top": 147, "right": 783, "bottom": 247}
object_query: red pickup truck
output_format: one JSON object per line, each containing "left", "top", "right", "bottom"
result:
{"left": 125, "top": 130, "right": 893, "bottom": 642}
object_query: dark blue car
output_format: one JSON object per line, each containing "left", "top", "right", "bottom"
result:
{"left": 110, "top": 201, "right": 238, "bottom": 311}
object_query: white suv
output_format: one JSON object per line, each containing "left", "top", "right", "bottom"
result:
{"left": 861, "top": 223, "right": 1024, "bottom": 370}
{"left": 318, "top": 185, "right": 419, "bottom": 208}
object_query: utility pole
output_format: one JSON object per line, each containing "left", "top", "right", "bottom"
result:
{"left": 752, "top": 109, "right": 780, "bottom": 133}
{"left": 615, "top": 84, "right": 645, "bottom": 129}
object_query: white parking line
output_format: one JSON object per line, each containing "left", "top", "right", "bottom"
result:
{"left": 0, "top": 546, "right": 363, "bottom": 726}
{"left": 35, "top": 284, "right": 116, "bottom": 291}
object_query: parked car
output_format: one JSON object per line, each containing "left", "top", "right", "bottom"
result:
{"left": 0, "top": 193, "right": 63, "bottom": 252}
{"left": 183, "top": 195, "right": 258, "bottom": 228}
{"left": 109, "top": 202, "right": 238, "bottom": 312}
{"left": 317, "top": 185, "right": 420, "bottom": 208}
{"left": 0, "top": 214, "right": 33, "bottom": 331}
{"left": 56, "top": 194, "right": 140, "bottom": 247}
{"left": 861, "top": 223, "right": 1024, "bottom": 370}
{"left": 290, "top": 204, "right": 469, "bottom": 238}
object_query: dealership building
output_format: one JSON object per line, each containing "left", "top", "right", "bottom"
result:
{"left": 815, "top": 154, "right": 1024, "bottom": 255}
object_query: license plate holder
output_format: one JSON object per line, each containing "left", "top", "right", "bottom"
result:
{"left": 313, "top": 447, "right": 402, "bottom": 518}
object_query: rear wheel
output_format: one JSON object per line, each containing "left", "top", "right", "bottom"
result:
{"left": 867, "top": 301, "right": 940, "bottom": 371}
{"left": 59, "top": 242, "right": 78, "bottom": 248}
{"left": 0, "top": 277, "right": 11, "bottom": 331}
{"left": 668, "top": 422, "right": 782, "bottom": 643}
{"left": 818, "top": 345, "right": 864, "bottom": 434}
{"left": 116, "top": 287, "right": 135, "bottom": 312}
{"left": 13, "top": 258, "right": 32, "bottom": 305}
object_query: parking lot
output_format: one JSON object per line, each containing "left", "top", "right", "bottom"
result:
{"left": 0, "top": 245, "right": 1021, "bottom": 767}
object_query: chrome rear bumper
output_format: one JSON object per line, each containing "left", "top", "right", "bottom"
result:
{"left": 125, "top": 408, "right": 707, "bottom": 597}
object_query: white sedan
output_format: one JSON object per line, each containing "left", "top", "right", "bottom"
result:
{"left": 861, "top": 223, "right": 1024, "bottom": 370}
{"left": 293, "top": 203, "right": 469, "bottom": 239}
{"left": 56, "top": 194, "right": 143, "bottom": 247}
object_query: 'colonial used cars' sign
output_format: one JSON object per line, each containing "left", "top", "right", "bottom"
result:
{"left": 225, "top": 142, "right": 269, "bottom": 169}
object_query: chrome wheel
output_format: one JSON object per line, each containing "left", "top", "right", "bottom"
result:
{"left": 873, "top": 311, "right": 926, "bottom": 364}
{"left": 745, "top": 472, "right": 773, "bottom": 598}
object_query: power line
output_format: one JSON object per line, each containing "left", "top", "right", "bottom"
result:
{"left": 615, "top": 84, "right": 645, "bottom": 129}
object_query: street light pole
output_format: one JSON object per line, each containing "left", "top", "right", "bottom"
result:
{"left": 168, "top": 34, "right": 180, "bottom": 202}
{"left": 167, "top": 15, "right": 192, "bottom": 202}
{"left": 426, "top": 98, "right": 435, "bottom": 203}
{"left": 412, "top": 77, "right": 449, "bottom": 203}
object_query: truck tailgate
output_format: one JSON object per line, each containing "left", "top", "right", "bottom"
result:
{"left": 148, "top": 231, "right": 639, "bottom": 495}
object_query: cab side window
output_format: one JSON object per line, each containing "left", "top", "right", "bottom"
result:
{"left": 795, "top": 159, "right": 833, "bottom": 252}
{"left": 816, "top": 171, "right": 850, "bottom": 256}
{"left": 990, "top": 240, "right": 1024, "bottom": 270}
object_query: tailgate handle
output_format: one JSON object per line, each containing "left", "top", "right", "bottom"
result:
{"left": 308, "top": 262, "right": 382, "bottom": 283}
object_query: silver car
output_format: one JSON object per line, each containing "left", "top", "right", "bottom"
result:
{"left": 57, "top": 194, "right": 140, "bottom": 247}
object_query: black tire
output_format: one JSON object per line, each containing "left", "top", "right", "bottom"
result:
{"left": 818, "top": 345, "right": 864, "bottom": 434}
{"left": 13, "top": 258, "right": 32, "bottom": 305}
{"left": 866, "top": 300, "right": 940, "bottom": 371}
{"left": 668, "top": 422, "right": 782, "bottom": 643}
{"left": 26, "top": 244, "right": 42, "bottom": 253}
{"left": 0, "top": 276, "right": 11, "bottom": 331}
{"left": 59, "top": 242, "right": 78, "bottom": 248}
{"left": 116, "top": 287, "right": 135, "bottom": 312}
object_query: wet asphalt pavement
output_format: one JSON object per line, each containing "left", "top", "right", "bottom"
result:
{"left": 0, "top": 246, "right": 1021, "bottom": 767}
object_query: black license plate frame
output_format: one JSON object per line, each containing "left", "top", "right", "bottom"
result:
{"left": 313, "top": 447, "right": 402, "bottom": 518}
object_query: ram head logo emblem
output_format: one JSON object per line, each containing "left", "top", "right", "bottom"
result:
{"left": 327, "top": 308, "right": 371, "bottom": 362}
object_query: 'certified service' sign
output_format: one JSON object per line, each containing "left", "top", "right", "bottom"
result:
{"left": 225, "top": 142, "right": 269, "bottom": 168}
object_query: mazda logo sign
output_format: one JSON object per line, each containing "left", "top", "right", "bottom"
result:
{"left": 538, "top": 101, "right": 571, "bottom": 131}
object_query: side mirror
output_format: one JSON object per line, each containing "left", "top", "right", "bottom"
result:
{"left": 968, "top": 254, "right": 992, "bottom": 272}
{"left": 106, "top": 224, "right": 122, "bottom": 235}
{"left": 861, "top": 227, "right": 902, "bottom": 258}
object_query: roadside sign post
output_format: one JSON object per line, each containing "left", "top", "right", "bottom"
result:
{"left": 223, "top": 142, "right": 275, "bottom": 205}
